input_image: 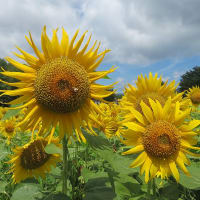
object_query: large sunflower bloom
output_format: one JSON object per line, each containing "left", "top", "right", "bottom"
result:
{"left": 0, "top": 27, "right": 115, "bottom": 142}
{"left": 89, "top": 102, "right": 123, "bottom": 138}
{"left": 0, "top": 117, "right": 19, "bottom": 144}
{"left": 8, "top": 136, "right": 61, "bottom": 183}
{"left": 186, "top": 86, "right": 200, "bottom": 110}
{"left": 120, "top": 73, "right": 189, "bottom": 121}
{"left": 122, "top": 98, "right": 200, "bottom": 183}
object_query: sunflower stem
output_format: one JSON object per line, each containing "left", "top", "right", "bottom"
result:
{"left": 147, "top": 180, "right": 152, "bottom": 199}
{"left": 62, "top": 135, "right": 68, "bottom": 195}
{"left": 152, "top": 178, "right": 156, "bottom": 198}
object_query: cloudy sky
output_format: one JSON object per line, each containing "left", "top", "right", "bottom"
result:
{"left": 1, "top": 0, "right": 200, "bottom": 92}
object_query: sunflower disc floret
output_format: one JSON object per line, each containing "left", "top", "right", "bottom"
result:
{"left": 20, "top": 139, "right": 50, "bottom": 169}
{"left": 35, "top": 57, "right": 90, "bottom": 113}
{"left": 143, "top": 121, "right": 181, "bottom": 158}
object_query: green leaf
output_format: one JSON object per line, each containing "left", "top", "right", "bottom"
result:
{"left": 82, "top": 167, "right": 108, "bottom": 182}
{"left": 11, "top": 184, "right": 43, "bottom": 200}
{"left": 83, "top": 130, "right": 111, "bottom": 150}
{"left": 0, "top": 143, "right": 9, "bottom": 161}
{"left": 84, "top": 187, "right": 115, "bottom": 200}
{"left": 102, "top": 75, "right": 111, "bottom": 79}
{"left": 45, "top": 143, "right": 63, "bottom": 156}
{"left": 159, "top": 183, "right": 180, "bottom": 200}
{"left": 0, "top": 181, "right": 7, "bottom": 193}
{"left": 44, "top": 193, "right": 71, "bottom": 200}
{"left": 114, "top": 181, "right": 131, "bottom": 198}
{"left": 96, "top": 148, "right": 138, "bottom": 175}
{"left": 2, "top": 109, "right": 20, "bottom": 120}
{"left": 115, "top": 175, "right": 142, "bottom": 195}
{"left": 84, "top": 174, "right": 116, "bottom": 200}
{"left": 179, "top": 165, "right": 200, "bottom": 190}
{"left": 50, "top": 166, "right": 62, "bottom": 177}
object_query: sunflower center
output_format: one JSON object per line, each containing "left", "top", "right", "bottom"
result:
{"left": 5, "top": 124, "right": 14, "bottom": 134}
{"left": 135, "top": 92, "right": 165, "bottom": 113}
{"left": 34, "top": 57, "right": 90, "bottom": 113}
{"left": 190, "top": 91, "right": 200, "bottom": 104}
{"left": 143, "top": 120, "right": 180, "bottom": 158}
{"left": 20, "top": 140, "right": 50, "bottom": 170}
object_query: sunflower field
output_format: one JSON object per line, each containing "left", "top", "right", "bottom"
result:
{"left": 0, "top": 27, "right": 200, "bottom": 200}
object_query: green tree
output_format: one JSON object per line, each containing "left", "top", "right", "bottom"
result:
{"left": 177, "top": 66, "right": 200, "bottom": 92}
{"left": 103, "top": 89, "right": 123, "bottom": 102}
{"left": 0, "top": 58, "right": 20, "bottom": 105}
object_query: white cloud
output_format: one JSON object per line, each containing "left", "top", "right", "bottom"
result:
{"left": 115, "top": 77, "right": 126, "bottom": 91}
{"left": 162, "top": 76, "right": 170, "bottom": 82}
{"left": 173, "top": 71, "right": 184, "bottom": 80}
{"left": 0, "top": 0, "right": 200, "bottom": 66}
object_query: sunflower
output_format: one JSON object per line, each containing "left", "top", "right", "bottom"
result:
{"left": 0, "top": 27, "right": 116, "bottom": 142}
{"left": 8, "top": 136, "right": 61, "bottom": 183}
{"left": 0, "top": 117, "right": 19, "bottom": 144}
{"left": 88, "top": 102, "right": 123, "bottom": 138}
{"left": 120, "top": 73, "right": 190, "bottom": 121}
{"left": 186, "top": 86, "right": 200, "bottom": 110}
{"left": 0, "top": 107, "right": 8, "bottom": 115}
{"left": 121, "top": 98, "right": 200, "bottom": 183}
{"left": 0, "top": 112, "right": 3, "bottom": 120}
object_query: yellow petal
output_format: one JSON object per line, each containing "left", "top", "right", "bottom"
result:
{"left": 60, "top": 28, "right": 69, "bottom": 56}
{"left": 123, "top": 122, "right": 146, "bottom": 133}
{"left": 130, "top": 151, "right": 147, "bottom": 168}
{"left": 180, "top": 120, "right": 200, "bottom": 131}
{"left": 148, "top": 98, "right": 159, "bottom": 120}
{"left": 68, "top": 29, "right": 79, "bottom": 58}
{"left": 144, "top": 157, "right": 152, "bottom": 183}
{"left": 140, "top": 100, "right": 154, "bottom": 123}
{"left": 1, "top": 71, "right": 35, "bottom": 81}
{"left": 169, "top": 161, "right": 179, "bottom": 182}
{"left": 181, "top": 140, "right": 200, "bottom": 150}
{"left": 163, "top": 97, "right": 172, "bottom": 119}
{"left": 5, "top": 57, "right": 35, "bottom": 73}
{"left": 26, "top": 32, "right": 45, "bottom": 63}
{"left": 0, "top": 87, "right": 34, "bottom": 96}
{"left": 176, "top": 154, "right": 190, "bottom": 176}
{"left": 129, "top": 108, "right": 146, "bottom": 125}
{"left": 122, "top": 145, "right": 144, "bottom": 155}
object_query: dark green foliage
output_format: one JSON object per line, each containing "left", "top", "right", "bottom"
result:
{"left": 178, "top": 66, "right": 200, "bottom": 93}
{"left": 103, "top": 89, "right": 123, "bottom": 102}
{"left": 0, "top": 58, "right": 20, "bottom": 106}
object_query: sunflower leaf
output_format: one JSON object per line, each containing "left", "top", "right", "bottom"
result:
{"left": 102, "top": 75, "right": 111, "bottom": 79}
{"left": 82, "top": 130, "right": 111, "bottom": 150}
{"left": 11, "top": 183, "right": 43, "bottom": 200}
{"left": 179, "top": 165, "right": 200, "bottom": 190}
{"left": 0, "top": 143, "right": 9, "bottom": 161}
{"left": 2, "top": 109, "right": 20, "bottom": 120}
{"left": 45, "top": 143, "right": 63, "bottom": 156}
{"left": 0, "top": 182, "right": 7, "bottom": 193}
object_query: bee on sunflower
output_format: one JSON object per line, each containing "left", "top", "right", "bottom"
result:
{"left": 121, "top": 98, "right": 200, "bottom": 183}
{"left": 0, "top": 27, "right": 116, "bottom": 142}
{"left": 120, "top": 73, "right": 190, "bottom": 122}
{"left": 8, "top": 136, "right": 61, "bottom": 183}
